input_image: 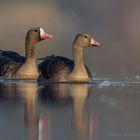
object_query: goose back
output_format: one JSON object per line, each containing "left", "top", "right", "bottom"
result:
{"left": 38, "top": 55, "right": 91, "bottom": 81}
{"left": 0, "top": 50, "right": 25, "bottom": 63}
{"left": 0, "top": 55, "right": 20, "bottom": 78}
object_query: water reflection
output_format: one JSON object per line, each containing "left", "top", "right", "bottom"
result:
{"left": 40, "top": 83, "right": 93, "bottom": 140}
{"left": 0, "top": 82, "right": 38, "bottom": 140}
{"left": 0, "top": 82, "right": 93, "bottom": 140}
{"left": 17, "top": 83, "right": 39, "bottom": 140}
{"left": 16, "top": 83, "right": 38, "bottom": 127}
{"left": 1, "top": 81, "right": 140, "bottom": 140}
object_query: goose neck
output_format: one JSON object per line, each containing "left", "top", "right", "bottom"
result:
{"left": 73, "top": 45, "right": 84, "bottom": 67}
{"left": 25, "top": 42, "right": 36, "bottom": 62}
{"left": 68, "top": 43, "right": 89, "bottom": 81}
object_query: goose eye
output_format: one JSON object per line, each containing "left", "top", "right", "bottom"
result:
{"left": 34, "top": 30, "right": 38, "bottom": 32}
{"left": 84, "top": 36, "right": 87, "bottom": 38}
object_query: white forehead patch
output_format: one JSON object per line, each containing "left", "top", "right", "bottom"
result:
{"left": 40, "top": 28, "right": 45, "bottom": 36}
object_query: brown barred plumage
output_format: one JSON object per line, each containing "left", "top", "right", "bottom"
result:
{"left": 38, "top": 55, "right": 91, "bottom": 81}
{"left": 39, "top": 56, "right": 72, "bottom": 80}
{"left": 0, "top": 55, "right": 20, "bottom": 78}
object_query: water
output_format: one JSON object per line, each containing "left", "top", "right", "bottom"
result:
{"left": 0, "top": 80, "right": 140, "bottom": 140}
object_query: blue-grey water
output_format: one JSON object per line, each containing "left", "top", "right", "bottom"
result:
{"left": 0, "top": 79, "right": 140, "bottom": 140}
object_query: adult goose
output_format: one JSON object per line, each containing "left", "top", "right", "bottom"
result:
{"left": 38, "top": 33, "right": 102, "bottom": 82}
{"left": 0, "top": 27, "right": 52, "bottom": 80}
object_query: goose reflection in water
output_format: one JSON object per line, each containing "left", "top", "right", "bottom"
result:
{"left": 40, "top": 83, "right": 98, "bottom": 140}
{"left": 0, "top": 82, "right": 99, "bottom": 140}
{"left": 12, "top": 83, "right": 37, "bottom": 126}
{"left": 0, "top": 82, "right": 51, "bottom": 140}
{"left": 0, "top": 83, "right": 39, "bottom": 127}
{"left": 16, "top": 83, "right": 39, "bottom": 140}
{"left": 16, "top": 83, "right": 51, "bottom": 140}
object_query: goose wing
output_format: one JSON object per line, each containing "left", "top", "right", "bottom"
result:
{"left": 38, "top": 55, "right": 92, "bottom": 80}
{"left": 0, "top": 50, "right": 25, "bottom": 63}
{"left": 0, "top": 53, "right": 21, "bottom": 78}
{"left": 38, "top": 55, "right": 73, "bottom": 80}
{"left": 52, "top": 56, "right": 92, "bottom": 79}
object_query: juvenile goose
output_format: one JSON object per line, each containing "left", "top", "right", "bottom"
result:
{"left": 0, "top": 27, "right": 52, "bottom": 79}
{"left": 38, "top": 33, "right": 102, "bottom": 82}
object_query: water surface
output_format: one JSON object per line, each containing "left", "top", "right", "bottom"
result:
{"left": 0, "top": 80, "right": 140, "bottom": 140}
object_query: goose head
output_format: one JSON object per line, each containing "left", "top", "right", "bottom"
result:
{"left": 25, "top": 27, "right": 53, "bottom": 44}
{"left": 74, "top": 33, "right": 102, "bottom": 48}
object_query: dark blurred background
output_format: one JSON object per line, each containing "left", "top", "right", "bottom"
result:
{"left": 0, "top": 0, "right": 140, "bottom": 78}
